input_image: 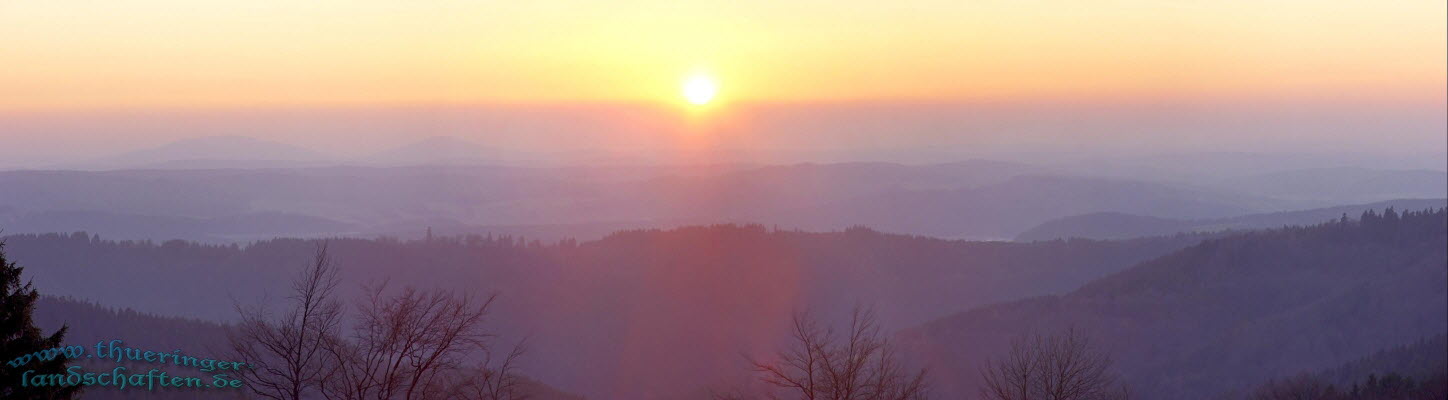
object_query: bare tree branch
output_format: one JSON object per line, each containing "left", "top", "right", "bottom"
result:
{"left": 320, "top": 283, "right": 498, "bottom": 400}
{"left": 742, "top": 305, "right": 929, "bottom": 400}
{"left": 980, "top": 328, "right": 1128, "bottom": 400}
{"left": 230, "top": 243, "right": 344, "bottom": 400}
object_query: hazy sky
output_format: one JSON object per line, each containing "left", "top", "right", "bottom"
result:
{"left": 1, "top": 0, "right": 1444, "bottom": 164}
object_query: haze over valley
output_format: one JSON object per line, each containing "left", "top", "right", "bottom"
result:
{"left": 2, "top": 1, "right": 1444, "bottom": 399}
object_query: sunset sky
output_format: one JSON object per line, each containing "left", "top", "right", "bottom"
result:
{"left": 3, "top": 0, "right": 1444, "bottom": 109}
{"left": 0, "top": 0, "right": 1444, "bottom": 164}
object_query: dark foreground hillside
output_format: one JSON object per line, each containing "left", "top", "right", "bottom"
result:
{"left": 32, "top": 297, "right": 239, "bottom": 400}
{"left": 901, "top": 208, "right": 1448, "bottom": 399}
{"left": 8, "top": 226, "right": 1207, "bottom": 399}
{"left": 32, "top": 296, "right": 585, "bottom": 400}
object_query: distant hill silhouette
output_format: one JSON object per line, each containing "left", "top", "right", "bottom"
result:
{"left": 78, "top": 135, "right": 331, "bottom": 170}
{"left": 0, "top": 210, "right": 359, "bottom": 242}
{"left": 1016, "top": 198, "right": 1447, "bottom": 241}
{"left": 365, "top": 135, "right": 501, "bottom": 166}
{"left": 768, "top": 175, "right": 1285, "bottom": 239}
{"left": 0, "top": 163, "right": 1292, "bottom": 241}
{"left": 1213, "top": 167, "right": 1447, "bottom": 204}
{"left": 899, "top": 207, "right": 1448, "bottom": 399}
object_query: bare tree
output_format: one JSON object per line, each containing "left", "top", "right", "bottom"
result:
{"left": 231, "top": 244, "right": 344, "bottom": 400}
{"left": 437, "top": 339, "right": 531, "bottom": 400}
{"left": 745, "top": 305, "right": 929, "bottom": 400}
{"left": 980, "top": 328, "right": 1128, "bottom": 400}
{"left": 231, "top": 243, "right": 527, "bottom": 400}
{"left": 320, "top": 283, "right": 497, "bottom": 400}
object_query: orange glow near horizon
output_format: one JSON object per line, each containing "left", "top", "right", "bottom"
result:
{"left": 0, "top": 1, "right": 1443, "bottom": 111}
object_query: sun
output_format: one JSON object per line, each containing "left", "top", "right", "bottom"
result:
{"left": 682, "top": 74, "right": 718, "bottom": 106}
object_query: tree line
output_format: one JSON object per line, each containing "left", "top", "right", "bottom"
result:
{"left": 2, "top": 208, "right": 1443, "bottom": 399}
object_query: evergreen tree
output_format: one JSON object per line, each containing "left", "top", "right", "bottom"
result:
{"left": 0, "top": 242, "right": 79, "bottom": 399}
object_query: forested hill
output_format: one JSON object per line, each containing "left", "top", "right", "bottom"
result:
{"left": 900, "top": 207, "right": 1448, "bottom": 399}
{"left": 1317, "top": 334, "right": 1447, "bottom": 389}
{"left": 1015, "top": 198, "right": 1447, "bottom": 241}
{"left": 34, "top": 296, "right": 231, "bottom": 357}
{"left": 1231, "top": 334, "right": 1448, "bottom": 399}
{"left": 5, "top": 225, "right": 1209, "bottom": 399}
